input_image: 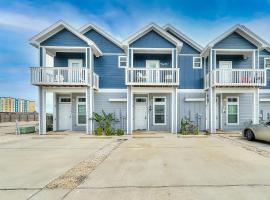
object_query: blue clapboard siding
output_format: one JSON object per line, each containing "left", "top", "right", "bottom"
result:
{"left": 94, "top": 55, "right": 125, "bottom": 88}
{"left": 54, "top": 52, "right": 86, "bottom": 67}
{"left": 133, "top": 54, "right": 171, "bottom": 67}
{"left": 166, "top": 30, "right": 200, "bottom": 54}
{"left": 84, "top": 29, "right": 124, "bottom": 53}
{"left": 259, "top": 50, "right": 270, "bottom": 88}
{"left": 130, "top": 30, "right": 175, "bottom": 48}
{"left": 179, "top": 56, "right": 204, "bottom": 89}
{"left": 216, "top": 55, "right": 252, "bottom": 69}
{"left": 41, "top": 28, "right": 88, "bottom": 46}
{"left": 213, "top": 32, "right": 257, "bottom": 49}
{"left": 260, "top": 49, "right": 270, "bottom": 56}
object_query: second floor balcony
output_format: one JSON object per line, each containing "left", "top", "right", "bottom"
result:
{"left": 204, "top": 69, "right": 266, "bottom": 88}
{"left": 125, "top": 68, "right": 179, "bottom": 86}
{"left": 30, "top": 67, "right": 99, "bottom": 89}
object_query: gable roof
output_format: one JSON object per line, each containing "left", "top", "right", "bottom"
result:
{"left": 122, "top": 23, "right": 183, "bottom": 50}
{"left": 79, "top": 23, "right": 123, "bottom": 50}
{"left": 201, "top": 24, "right": 270, "bottom": 56}
{"left": 29, "top": 20, "right": 102, "bottom": 57}
{"left": 163, "top": 24, "right": 203, "bottom": 52}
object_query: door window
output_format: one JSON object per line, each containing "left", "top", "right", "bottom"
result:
{"left": 227, "top": 97, "right": 239, "bottom": 125}
{"left": 77, "top": 97, "right": 86, "bottom": 125}
{"left": 146, "top": 60, "right": 160, "bottom": 68}
{"left": 153, "top": 97, "right": 166, "bottom": 125}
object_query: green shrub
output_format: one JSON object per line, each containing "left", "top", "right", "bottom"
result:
{"left": 105, "top": 127, "right": 113, "bottom": 136}
{"left": 180, "top": 118, "right": 188, "bottom": 135}
{"left": 115, "top": 128, "right": 124, "bottom": 136}
{"left": 194, "top": 127, "right": 199, "bottom": 135}
{"left": 94, "top": 127, "right": 103, "bottom": 136}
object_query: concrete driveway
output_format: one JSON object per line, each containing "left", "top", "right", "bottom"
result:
{"left": 1, "top": 134, "right": 270, "bottom": 199}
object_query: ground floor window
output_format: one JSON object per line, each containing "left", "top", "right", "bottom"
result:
{"left": 227, "top": 97, "right": 239, "bottom": 125}
{"left": 77, "top": 97, "right": 86, "bottom": 125}
{"left": 153, "top": 96, "right": 166, "bottom": 125}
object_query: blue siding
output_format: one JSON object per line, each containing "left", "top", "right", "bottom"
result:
{"left": 54, "top": 52, "right": 86, "bottom": 67}
{"left": 216, "top": 55, "right": 252, "bottom": 69}
{"left": 133, "top": 54, "right": 171, "bottom": 68}
{"left": 166, "top": 30, "right": 200, "bottom": 54}
{"left": 260, "top": 49, "right": 270, "bottom": 56}
{"left": 179, "top": 56, "right": 204, "bottom": 89}
{"left": 130, "top": 30, "right": 175, "bottom": 48}
{"left": 94, "top": 55, "right": 125, "bottom": 88}
{"left": 84, "top": 29, "right": 124, "bottom": 53}
{"left": 39, "top": 47, "right": 43, "bottom": 66}
{"left": 213, "top": 32, "right": 257, "bottom": 49}
{"left": 41, "top": 28, "right": 88, "bottom": 46}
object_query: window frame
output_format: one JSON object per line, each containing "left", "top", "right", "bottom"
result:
{"left": 68, "top": 59, "right": 83, "bottom": 68}
{"left": 118, "top": 56, "right": 127, "bottom": 68}
{"left": 153, "top": 96, "right": 166, "bottom": 125}
{"left": 226, "top": 97, "right": 239, "bottom": 125}
{"left": 76, "top": 96, "right": 86, "bottom": 126}
{"left": 59, "top": 96, "right": 71, "bottom": 104}
{"left": 146, "top": 60, "right": 160, "bottom": 69}
{"left": 193, "top": 57, "right": 202, "bottom": 69}
{"left": 264, "top": 58, "right": 270, "bottom": 69}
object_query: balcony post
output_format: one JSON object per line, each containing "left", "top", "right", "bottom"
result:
{"left": 209, "top": 87, "right": 216, "bottom": 133}
{"left": 127, "top": 86, "right": 133, "bottom": 134}
{"left": 253, "top": 88, "right": 259, "bottom": 124}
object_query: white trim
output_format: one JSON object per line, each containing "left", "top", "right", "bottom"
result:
{"left": 132, "top": 87, "right": 174, "bottom": 93}
{"left": 76, "top": 96, "right": 86, "bottom": 126}
{"left": 118, "top": 56, "right": 127, "bottom": 68}
{"left": 193, "top": 57, "right": 202, "bottom": 69}
{"left": 163, "top": 24, "right": 203, "bottom": 52}
{"left": 179, "top": 54, "right": 201, "bottom": 56}
{"left": 264, "top": 57, "right": 270, "bottom": 69}
{"left": 123, "top": 23, "right": 183, "bottom": 50}
{"left": 219, "top": 61, "right": 232, "bottom": 69}
{"left": 29, "top": 20, "right": 102, "bottom": 57}
{"left": 79, "top": 23, "right": 123, "bottom": 49}
{"left": 108, "top": 98, "right": 127, "bottom": 102}
{"left": 147, "top": 93, "right": 150, "bottom": 131}
{"left": 177, "top": 89, "right": 205, "bottom": 93}
{"left": 226, "top": 96, "right": 239, "bottom": 125}
{"left": 260, "top": 98, "right": 270, "bottom": 102}
{"left": 185, "top": 98, "right": 205, "bottom": 102}
{"left": 153, "top": 96, "right": 166, "bottom": 125}
{"left": 103, "top": 53, "right": 126, "bottom": 56}
{"left": 97, "top": 89, "right": 127, "bottom": 93}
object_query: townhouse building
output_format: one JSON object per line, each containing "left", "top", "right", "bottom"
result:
{"left": 29, "top": 21, "right": 270, "bottom": 134}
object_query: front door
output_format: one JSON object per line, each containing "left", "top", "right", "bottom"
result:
{"left": 59, "top": 97, "right": 72, "bottom": 130}
{"left": 134, "top": 97, "right": 147, "bottom": 130}
{"left": 219, "top": 61, "right": 232, "bottom": 83}
{"left": 146, "top": 60, "right": 160, "bottom": 83}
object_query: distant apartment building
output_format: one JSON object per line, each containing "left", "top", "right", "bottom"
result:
{"left": 0, "top": 97, "right": 36, "bottom": 113}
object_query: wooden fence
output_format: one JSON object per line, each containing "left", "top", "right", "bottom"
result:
{"left": 0, "top": 112, "right": 39, "bottom": 123}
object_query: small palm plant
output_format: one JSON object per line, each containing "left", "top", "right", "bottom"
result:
{"left": 92, "top": 110, "right": 114, "bottom": 135}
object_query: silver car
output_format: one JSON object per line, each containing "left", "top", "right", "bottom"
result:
{"left": 242, "top": 122, "right": 270, "bottom": 142}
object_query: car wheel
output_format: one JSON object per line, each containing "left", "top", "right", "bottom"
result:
{"left": 246, "top": 129, "right": 255, "bottom": 141}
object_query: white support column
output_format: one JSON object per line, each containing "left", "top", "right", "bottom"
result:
{"left": 147, "top": 93, "right": 150, "bottom": 131}
{"left": 171, "top": 90, "right": 174, "bottom": 133}
{"left": 220, "top": 93, "right": 223, "bottom": 130}
{"left": 127, "top": 86, "right": 133, "bottom": 134}
{"left": 253, "top": 50, "right": 256, "bottom": 69}
{"left": 205, "top": 92, "right": 208, "bottom": 130}
{"left": 212, "top": 87, "right": 216, "bottom": 133}
{"left": 175, "top": 87, "right": 178, "bottom": 133}
{"left": 253, "top": 88, "right": 259, "bottom": 124}
{"left": 38, "top": 87, "right": 46, "bottom": 135}
{"left": 131, "top": 49, "right": 134, "bottom": 68}
{"left": 86, "top": 86, "right": 93, "bottom": 134}
{"left": 53, "top": 92, "right": 57, "bottom": 131}
{"left": 42, "top": 47, "right": 46, "bottom": 67}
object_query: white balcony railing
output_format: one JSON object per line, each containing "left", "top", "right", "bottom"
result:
{"left": 204, "top": 69, "right": 266, "bottom": 88}
{"left": 30, "top": 67, "right": 99, "bottom": 89}
{"left": 125, "top": 68, "right": 179, "bottom": 86}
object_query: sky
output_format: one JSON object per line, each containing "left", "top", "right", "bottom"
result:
{"left": 0, "top": 0, "right": 270, "bottom": 112}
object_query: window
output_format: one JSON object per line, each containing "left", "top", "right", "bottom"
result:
{"left": 68, "top": 59, "right": 83, "bottom": 68}
{"left": 146, "top": 60, "right": 160, "bottom": 69}
{"left": 77, "top": 97, "right": 86, "bottom": 125}
{"left": 227, "top": 97, "right": 239, "bottom": 125}
{"left": 264, "top": 58, "right": 270, "bottom": 69}
{"left": 135, "top": 98, "right": 146, "bottom": 103}
{"left": 118, "top": 56, "right": 127, "bottom": 68}
{"left": 153, "top": 97, "right": 166, "bottom": 125}
{"left": 193, "top": 57, "right": 202, "bottom": 69}
{"left": 59, "top": 97, "right": 71, "bottom": 103}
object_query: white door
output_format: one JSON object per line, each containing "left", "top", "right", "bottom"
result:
{"left": 146, "top": 60, "right": 160, "bottom": 83}
{"left": 219, "top": 61, "right": 232, "bottom": 83}
{"left": 59, "top": 99, "right": 72, "bottom": 130}
{"left": 134, "top": 97, "right": 147, "bottom": 130}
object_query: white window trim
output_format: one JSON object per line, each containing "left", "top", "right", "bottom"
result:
{"left": 59, "top": 96, "right": 71, "bottom": 104}
{"left": 264, "top": 57, "right": 270, "bottom": 69}
{"left": 219, "top": 61, "right": 232, "bottom": 69}
{"left": 76, "top": 96, "right": 86, "bottom": 126}
{"left": 193, "top": 57, "right": 202, "bottom": 69}
{"left": 146, "top": 60, "right": 160, "bottom": 68}
{"left": 118, "top": 56, "right": 127, "bottom": 68}
{"left": 226, "top": 97, "right": 239, "bottom": 125}
{"left": 153, "top": 96, "right": 166, "bottom": 125}
{"left": 68, "top": 59, "right": 83, "bottom": 68}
